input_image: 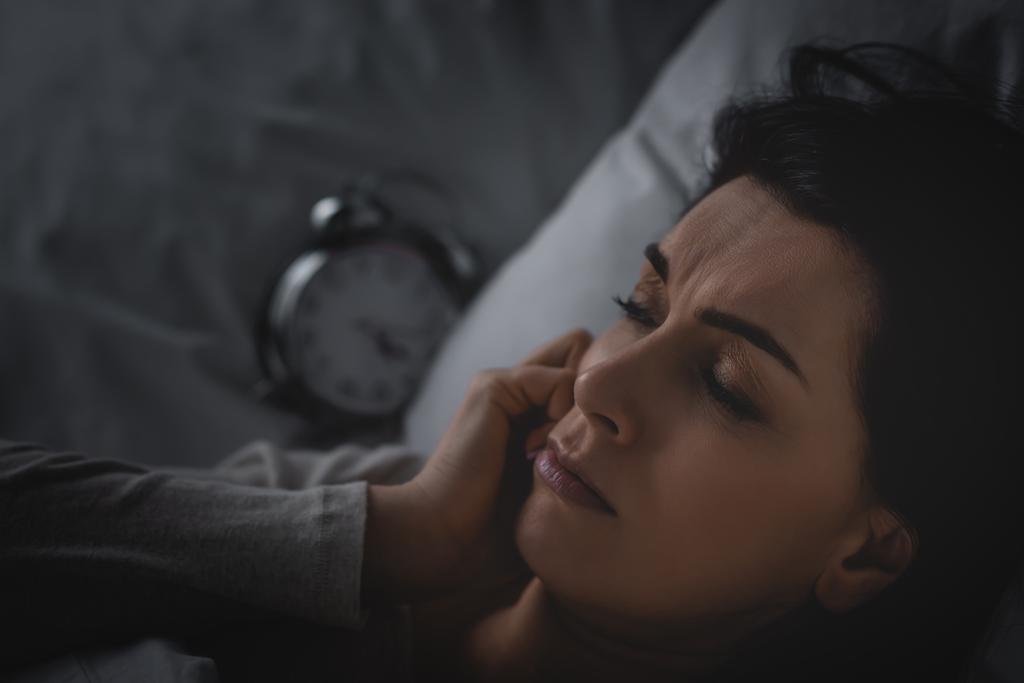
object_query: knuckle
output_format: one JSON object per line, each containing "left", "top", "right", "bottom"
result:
{"left": 568, "top": 327, "right": 593, "bottom": 343}
{"left": 468, "top": 368, "right": 502, "bottom": 393}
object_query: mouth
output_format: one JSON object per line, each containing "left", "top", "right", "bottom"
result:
{"left": 531, "top": 438, "right": 617, "bottom": 516}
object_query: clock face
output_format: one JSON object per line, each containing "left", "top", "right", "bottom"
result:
{"left": 278, "top": 243, "right": 460, "bottom": 415}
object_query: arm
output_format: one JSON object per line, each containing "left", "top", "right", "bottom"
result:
{"left": 0, "top": 440, "right": 368, "bottom": 667}
{"left": 0, "top": 328, "right": 591, "bottom": 669}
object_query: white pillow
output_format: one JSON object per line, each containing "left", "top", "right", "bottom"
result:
{"left": 401, "top": 0, "right": 1024, "bottom": 458}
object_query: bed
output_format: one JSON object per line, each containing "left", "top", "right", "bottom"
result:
{"left": 0, "top": 0, "right": 711, "bottom": 467}
{"left": 1, "top": 0, "right": 1022, "bottom": 680}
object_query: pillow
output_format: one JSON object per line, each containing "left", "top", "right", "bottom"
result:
{"left": 402, "top": 0, "right": 1024, "bottom": 456}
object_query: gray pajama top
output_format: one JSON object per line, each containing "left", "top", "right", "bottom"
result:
{"left": 0, "top": 438, "right": 427, "bottom": 682}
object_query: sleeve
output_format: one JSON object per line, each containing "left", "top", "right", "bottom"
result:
{"left": 0, "top": 439, "right": 398, "bottom": 667}
{"left": 166, "top": 438, "right": 426, "bottom": 490}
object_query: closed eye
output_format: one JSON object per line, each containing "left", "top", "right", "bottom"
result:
{"left": 611, "top": 293, "right": 762, "bottom": 422}
{"left": 611, "top": 293, "right": 658, "bottom": 327}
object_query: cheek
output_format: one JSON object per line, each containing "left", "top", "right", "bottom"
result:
{"left": 516, "top": 428, "right": 864, "bottom": 628}
{"left": 619, "top": 436, "right": 863, "bottom": 617}
{"left": 514, "top": 470, "right": 623, "bottom": 601}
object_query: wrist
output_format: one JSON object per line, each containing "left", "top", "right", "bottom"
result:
{"left": 361, "top": 482, "right": 451, "bottom": 606}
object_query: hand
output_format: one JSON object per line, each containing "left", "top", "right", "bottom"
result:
{"left": 361, "top": 328, "right": 593, "bottom": 606}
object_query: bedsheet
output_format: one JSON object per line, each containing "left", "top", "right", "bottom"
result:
{"left": 0, "top": 0, "right": 712, "bottom": 466}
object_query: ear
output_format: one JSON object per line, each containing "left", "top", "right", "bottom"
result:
{"left": 814, "top": 504, "right": 917, "bottom": 614}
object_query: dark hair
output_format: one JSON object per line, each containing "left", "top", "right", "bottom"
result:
{"left": 702, "top": 43, "right": 1024, "bottom": 682}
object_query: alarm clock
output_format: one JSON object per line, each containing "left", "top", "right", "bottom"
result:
{"left": 259, "top": 177, "right": 481, "bottom": 423}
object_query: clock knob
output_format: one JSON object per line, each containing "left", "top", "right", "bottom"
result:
{"left": 310, "top": 190, "right": 389, "bottom": 234}
{"left": 309, "top": 196, "right": 343, "bottom": 231}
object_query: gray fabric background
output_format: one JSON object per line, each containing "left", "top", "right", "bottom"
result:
{"left": 0, "top": 0, "right": 713, "bottom": 466}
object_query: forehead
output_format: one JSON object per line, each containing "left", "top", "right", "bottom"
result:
{"left": 662, "top": 178, "right": 845, "bottom": 291}
{"left": 656, "top": 176, "right": 870, "bottom": 385}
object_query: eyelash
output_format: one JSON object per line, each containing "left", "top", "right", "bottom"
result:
{"left": 611, "top": 294, "right": 761, "bottom": 422}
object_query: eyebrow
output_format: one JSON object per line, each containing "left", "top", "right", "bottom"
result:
{"left": 642, "top": 242, "right": 809, "bottom": 389}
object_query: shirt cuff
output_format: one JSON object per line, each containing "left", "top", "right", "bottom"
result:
{"left": 317, "top": 480, "right": 371, "bottom": 629}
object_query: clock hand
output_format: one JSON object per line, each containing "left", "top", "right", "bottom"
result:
{"left": 377, "top": 319, "right": 446, "bottom": 340}
{"left": 376, "top": 331, "right": 410, "bottom": 361}
{"left": 353, "top": 317, "right": 378, "bottom": 335}
{"left": 353, "top": 317, "right": 440, "bottom": 362}
{"left": 353, "top": 317, "right": 415, "bottom": 360}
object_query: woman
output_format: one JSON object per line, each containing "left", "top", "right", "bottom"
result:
{"left": 391, "top": 44, "right": 1024, "bottom": 681}
{"left": 3, "top": 44, "right": 1022, "bottom": 682}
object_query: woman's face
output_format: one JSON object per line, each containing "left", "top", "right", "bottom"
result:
{"left": 515, "top": 175, "right": 877, "bottom": 651}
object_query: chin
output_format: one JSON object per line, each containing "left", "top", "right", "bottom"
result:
{"left": 514, "top": 484, "right": 610, "bottom": 601}
{"left": 515, "top": 489, "right": 652, "bottom": 640}
{"left": 514, "top": 487, "right": 556, "bottom": 572}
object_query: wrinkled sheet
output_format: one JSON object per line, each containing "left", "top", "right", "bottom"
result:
{"left": 0, "top": 0, "right": 712, "bottom": 467}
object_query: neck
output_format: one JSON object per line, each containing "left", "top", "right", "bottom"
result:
{"left": 415, "top": 577, "right": 726, "bottom": 682}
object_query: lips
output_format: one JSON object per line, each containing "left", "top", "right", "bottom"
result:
{"left": 531, "top": 438, "right": 616, "bottom": 516}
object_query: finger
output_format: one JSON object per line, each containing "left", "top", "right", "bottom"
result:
{"left": 484, "top": 365, "right": 577, "bottom": 423}
{"left": 523, "top": 420, "right": 557, "bottom": 453}
{"left": 516, "top": 327, "right": 593, "bottom": 368}
{"left": 442, "top": 365, "right": 572, "bottom": 473}
{"left": 562, "top": 330, "right": 592, "bottom": 374}
{"left": 427, "top": 365, "right": 574, "bottom": 497}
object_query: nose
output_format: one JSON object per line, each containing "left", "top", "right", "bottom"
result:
{"left": 572, "top": 340, "right": 655, "bottom": 446}
{"left": 573, "top": 371, "right": 635, "bottom": 444}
